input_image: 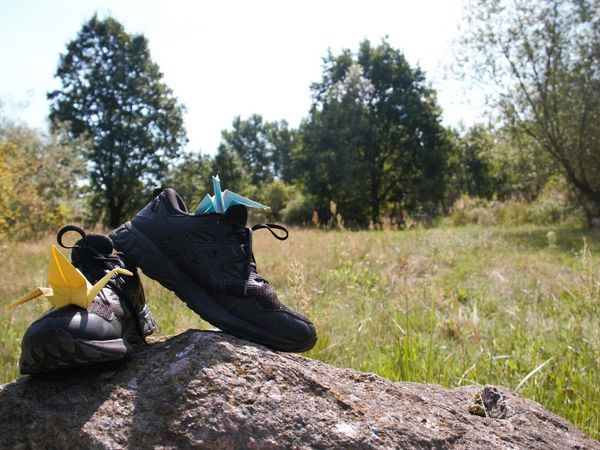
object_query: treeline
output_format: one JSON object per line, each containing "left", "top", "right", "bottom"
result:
{"left": 168, "top": 115, "right": 568, "bottom": 228}
{"left": 0, "top": 103, "right": 574, "bottom": 237}
{"left": 1, "top": 0, "right": 598, "bottom": 237}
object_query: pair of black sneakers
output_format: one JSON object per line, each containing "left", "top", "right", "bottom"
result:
{"left": 17, "top": 188, "right": 317, "bottom": 375}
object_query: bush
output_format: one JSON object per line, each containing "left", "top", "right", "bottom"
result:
{"left": 281, "top": 194, "right": 315, "bottom": 226}
{"left": 0, "top": 123, "right": 85, "bottom": 240}
{"left": 527, "top": 176, "right": 583, "bottom": 225}
{"left": 259, "top": 180, "right": 295, "bottom": 221}
{"left": 445, "top": 176, "right": 584, "bottom": 227}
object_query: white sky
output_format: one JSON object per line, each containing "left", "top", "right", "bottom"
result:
{"left": 0, "top": 0, "right": 483, "bottom": 155}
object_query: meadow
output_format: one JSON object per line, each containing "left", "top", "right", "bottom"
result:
{"left": 1, "top": 225, "right": 599, "bottom": 438}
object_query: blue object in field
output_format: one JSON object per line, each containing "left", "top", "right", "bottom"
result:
{"left": 194, "top": 175, "right": 269, "bottom": 214}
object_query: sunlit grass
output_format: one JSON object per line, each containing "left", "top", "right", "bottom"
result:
{"left": 1, "top": 225, "right": 599, "bottom": 438}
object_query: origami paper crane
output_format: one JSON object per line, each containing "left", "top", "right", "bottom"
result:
{"left": 194, "top": 175, "right": 269, "bottom": 214}
{"left": 6, "top": 246, "right": 132, "bottom": 310}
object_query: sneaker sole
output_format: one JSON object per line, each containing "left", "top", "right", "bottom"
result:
{"left": 111, "top": 222, "right": 316, "bottom": 352}
{"left": 19, "top": 328, "right": 131, "bottom": 375}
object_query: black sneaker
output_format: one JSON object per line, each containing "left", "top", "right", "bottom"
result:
{"left": 17, "top": 226, "right": 157, "bottom": 374}
{"left": 110, "top": 188, "right": 317, "bottom": 352}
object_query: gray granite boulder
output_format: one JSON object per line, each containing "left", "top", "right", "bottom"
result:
{"left": 0, "top": 330, "right": 597, "bottom": 449}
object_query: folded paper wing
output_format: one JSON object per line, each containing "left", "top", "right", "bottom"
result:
{"left": 194, "top": 175, "right": 269, "bottom": 214}
{"left": 195, "top": 193, "right": 215, "bottom": 214}
{"left": 6, "top": 287, "right": 53, "bottom": 309}
{"left": 6, "top": 246, "right": 132, "bottom": 310}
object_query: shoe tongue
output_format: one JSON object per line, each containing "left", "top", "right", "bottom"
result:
{"left": 72, "top": 233, "right": 114, "bottom": 261}
{"left": 225, "top": 204, "right": 248, "bottom": 226}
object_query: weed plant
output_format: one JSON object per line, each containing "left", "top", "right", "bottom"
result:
{"left": 0, "top": 225, "right": 598, "bottom": 438}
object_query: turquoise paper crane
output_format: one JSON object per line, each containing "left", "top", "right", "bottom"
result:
{"left": 194, "top": 175, "right": 269, "bottom": 214}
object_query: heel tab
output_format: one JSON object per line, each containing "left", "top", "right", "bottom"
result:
{"left": 152, "top": 187, "right": 164, "bottom": 198}
{"left": 162, "top": 188, "right": 189, "bottom": 214}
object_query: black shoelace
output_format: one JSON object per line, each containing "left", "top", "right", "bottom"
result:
{"left": 225, "top": 221, "right": 289, "bottom": 282}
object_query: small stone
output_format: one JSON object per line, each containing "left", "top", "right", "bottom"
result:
{"left": 127, "top": 378, "right": 139, "bottom": 390}
{"left": 175, "top": 344, "right": 195, "bottom": 359}
{"left": 468, "top": 392, "right": 487, "bottom": 417}
{"left": 468, "top": 403, "right": 487, "bottom": 417}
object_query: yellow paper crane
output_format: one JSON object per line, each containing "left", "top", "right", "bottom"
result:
{"left": 6, "top": 246, "right": 132, "bottom": 310}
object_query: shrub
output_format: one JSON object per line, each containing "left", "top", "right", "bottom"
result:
{"left": 0, "top": 123, "right": 85, "bottom": 239}
{"left": 445, "top": 176, "right": 585, "bottom": 227}
{"left": 281, "top": 194, "right": 315, "bottom": 226}
{"left": 259, "top": 180, "right": 295, "bottom": 221}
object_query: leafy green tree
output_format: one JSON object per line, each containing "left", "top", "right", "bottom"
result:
{"left": 299, "top": 40, "right": 454, "bottom": 225}
{"left": 219, "top": 115, "right": 273, "bottom": 185}
{"left": 218, "top": 116, "right": 300, "bottom": 187}
{"left": 212, "top": 144, "right": 252, "bottom": 195}
{"left": 48, "top": 15, "right": 187, "bottom": 227}
{"left": 487, "top": 127, "right": 558, "bottom": 200}
{"left": 266, "top": 120, "right": 298, "bottom": 183}
{"left": 453, "top": 124, "right": 495, "bottom": 199}
{"left": 164, "top": 151, "right": 214, "bottom": 208}
{"left": 0, "top": 118, "right": 85, "bottom": 239}
{"left": 448, "top": 123, "right": 558, "bottom": 204}
{"left": 458, "top": 0, "right": 600, "bottom": 220}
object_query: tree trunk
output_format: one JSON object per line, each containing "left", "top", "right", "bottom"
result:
{"left": 370, "top": 174, "right": 380, "bottom": 226}
{"left": 107, "top": 204, "right": 123, "bottom": 228}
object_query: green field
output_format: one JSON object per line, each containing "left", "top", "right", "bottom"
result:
{"left": 1, "top": 225, "right": 599, "bottom": 438}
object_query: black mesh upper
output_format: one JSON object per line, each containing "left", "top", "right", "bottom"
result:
{"left": 246, "top": 281, "right": 297, "bottom": 315}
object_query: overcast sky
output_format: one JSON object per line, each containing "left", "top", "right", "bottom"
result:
{"left": 0, "top": 0, "right": 483, "bottom": 155}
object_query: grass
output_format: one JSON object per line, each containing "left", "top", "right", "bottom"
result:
{"left": 1, "top": 224, "right": 599, "bottom": 438}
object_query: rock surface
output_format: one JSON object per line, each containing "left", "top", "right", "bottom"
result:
{"left": 0, "top": 330, "right": 597, "bottom": 449}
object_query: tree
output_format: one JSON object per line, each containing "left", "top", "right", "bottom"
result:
{"left": 164, "top": 151, "right": 214, "bottom": 208}
{"left": 0, "top": 117, "right": 85, "bottom": 239}
{"left": 219, "top": 115, "right": 273, "bottom": 185}
{"left": 48, "top": 15, "right": 187, "bottom": 227}
{"left": 218, "top": 116, "right": 300, "bottom": 187}
{"left": 267, "top": 120, "right": 298, "bottom": 183}
{"left": 450, "top": 124, "right": 496, "bottom": 200}
{"left": 486, "top": 126, "right": 558, "bottom": 200}
{"left": 448, "top": 123, "right": 558, "bottom": 203}
{"left": 299, "top": 40, "right": 453, "bottom": 225}
{"left": 458, "top": 0, "right": 600, "bottom": 220}
{"left": 212, "top": 144, "right": 252, "bottom": 195}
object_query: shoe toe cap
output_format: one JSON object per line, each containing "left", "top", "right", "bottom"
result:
{"left": 227, "top": 301, "right": 318, "bottom": 352}
{"left": 24, "top": 306, "right": 122, "bottom": 342}
{"left": 259, "top": 310, "right": 317, "bottom": 352}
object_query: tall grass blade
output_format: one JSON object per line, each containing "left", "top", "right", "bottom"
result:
{"left": 516, "top": 356, "right": 556, "bottom": 392}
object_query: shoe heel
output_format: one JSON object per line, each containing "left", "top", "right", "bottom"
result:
{"left": 111, "top": 223, "right": 157, "bottom": 271}
{"left": 110, "top": 222, "right": 180, "bottom": 292}
{"left": 110, "top": 223, "right": 140, "bottom": 259}
{"left": 124, "top": 304, "right": 157, "bottom": 343}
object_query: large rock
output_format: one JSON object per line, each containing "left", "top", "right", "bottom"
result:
{"left": 0, "top": 330, "right": 596, "bottom": 449}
